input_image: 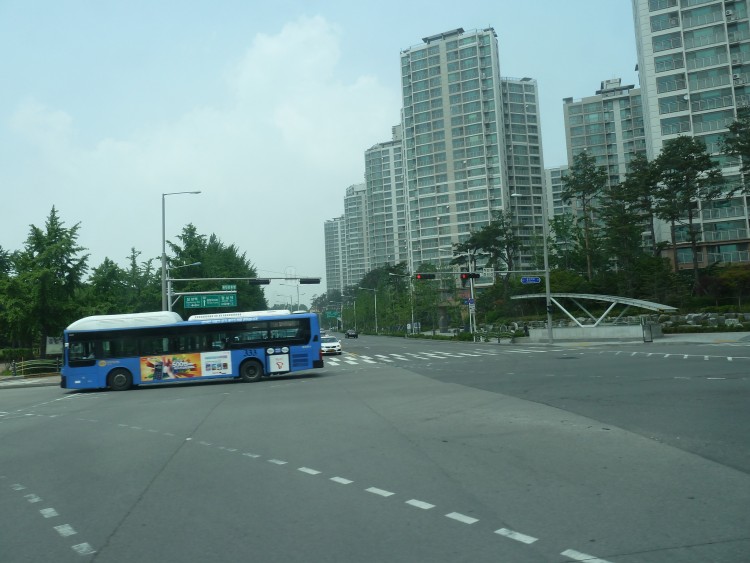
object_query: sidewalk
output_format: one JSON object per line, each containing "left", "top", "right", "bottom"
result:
{"left": 0, "top": 373, "right": 60, "bottom": 389}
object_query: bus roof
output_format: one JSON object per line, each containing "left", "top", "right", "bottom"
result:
{"left": 66, "top": 311, "right": 184, "bottom": 331}
{"left": 187, "top": 310, "right": 292, "bottom": 321}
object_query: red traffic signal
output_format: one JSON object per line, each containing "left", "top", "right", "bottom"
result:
{"left": 415, "top": 273, "right": 436, "bottom": 280}
{"left": 459, "top": 272, "right": 480, "bottom": 280}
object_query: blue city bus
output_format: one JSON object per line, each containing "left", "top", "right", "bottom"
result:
{"left": 61, "top": 310, "right": 324, "bottom": 391}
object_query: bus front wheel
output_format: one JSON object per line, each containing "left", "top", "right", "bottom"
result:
{"left": 108, "top": 368, "right": 133, "bottom": 391}
{"left": 240, "top": 360, "right": 264, "bottom": 383}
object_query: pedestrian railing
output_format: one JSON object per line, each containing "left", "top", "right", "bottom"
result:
{"left": 9, "top": 358, "right": 61, "bottom": 377}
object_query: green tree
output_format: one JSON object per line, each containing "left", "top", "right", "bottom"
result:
{"left": 168, "top": 224, "right": 267, "bottom": 314}
{"left": 654, "top": 136, "right": 724, "bottom": 292}
{"left": 561, "top": 151, "right": 608, "bottom": 282}
{"left": 721, "top": 106, "right": 750, "bottom": 187}
{"left": 11, "top": 207, "right": 89, "bottom": 353}
{"left": 620, "top": 152, "right": 660, "bottom": 256}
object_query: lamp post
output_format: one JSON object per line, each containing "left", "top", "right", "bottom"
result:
{"left": 389, "top": 272, "right": 415, "bottom": 336}
{"left": 358, "top": 287, "right": 378, "bottom": 334}
{"left": 511, "top": 191, "right": 554, "bottom": 343}
{"left": 166, "top": 262, "right": 201, "bottom": 311}
{"left": 281, "top": 282, "right": 302, "bottom": 311}
{"left": 161, "top": 191, "right": 202, "bottom": 310}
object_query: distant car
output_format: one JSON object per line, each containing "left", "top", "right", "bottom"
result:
{"left": 320, "top": 335, "right": 342, "bottom": 355}
{"left": 345, "top": 329, "right": 358, "bottom": 339}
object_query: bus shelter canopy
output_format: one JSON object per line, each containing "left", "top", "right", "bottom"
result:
{"left": 511, "top": 293, "right": 677, "bottom": 328}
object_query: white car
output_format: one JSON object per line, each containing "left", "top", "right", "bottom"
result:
{"left": 320, "top": 335, "right": 342, "bottom": 355}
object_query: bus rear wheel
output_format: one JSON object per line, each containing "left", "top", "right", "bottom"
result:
{"left": 108, "top": 368, "right": 133, "bottom": 391}
{"left": 240, "top": 360, "right": 264, "bottom": 383}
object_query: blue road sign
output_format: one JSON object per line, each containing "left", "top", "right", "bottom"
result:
{"left": 521, "top": 276, "right": 541, "bottom": 284}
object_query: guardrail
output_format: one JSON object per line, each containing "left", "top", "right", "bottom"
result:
{"left": 8, "top": 358, "right": 61, "bottom": 377}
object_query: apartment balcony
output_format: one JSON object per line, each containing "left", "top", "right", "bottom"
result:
{"left": 708, "top": 250, "right": 750, "bottom": 264}
{"left": 702, "top": 206, "right": 746, "bottom": 220}
{"left": 703, "top": 228, "right": 749, "bottom": 242}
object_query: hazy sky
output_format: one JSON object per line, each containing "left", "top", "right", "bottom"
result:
{"left": 0, "top": 1, "right": 638, "bottom": 307}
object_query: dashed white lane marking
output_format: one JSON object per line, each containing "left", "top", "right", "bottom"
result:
{"left": 344, "top": 360, "right": 359, "bottom": 365}
{"left": 242, "top": 452, "right": 261, "bottom": 458}
{"left": 560, "top": 549, "right": 613, "bottom": 563}
{"left": 363, "top": 359, "right": 378, "bottom": 364}
{"left": 54, "top": 524, "right": 77, "bottom": 537}
{"left": 298, "top": 467, "right": 321, "bottom": 475}
{"left": 445, "top": 512, "right": 478, "bottom": 524}
{"left": 40, "top": 508, "right": 59, "bottom": 518}
{"left": 25, "top": 494, "right": 41, "bottom": 503}
{"left": 330, "top": 477, "right": 353, "bottom": 485}
{"left": 268, "top": 459, "right": 287, "bottom": 465}
{"left": 708, "top": 377, "right": 727, "bottom": 380}
{"left": 405, "top": 499, "right": 435, "bottom": 510}
{"left": 366, "top": 487, "right": 395, "bottom": 497}
{"left": 494, "top": 528, "right": 538, "bottom": 544}
{"left": 72, "top": 543, "right": 96, "bottom": 555}
{"left": 11, "top": 484, "right": 26, "bottom": 491}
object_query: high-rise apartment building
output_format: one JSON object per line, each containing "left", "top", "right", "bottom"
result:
{"left": 632, "top": 0, "right": 750, "bottom": 266}
{"left": 501, "top": 76, "right": 546, "bottom": 266}
{"left": 323, "top": 27, "right": 547, "bottom": 293}
{"left": 563, "top": 79, "right": 645, "bottom": 187}
{"left": 400, "top": 27, "right": 524, "bottom": 270}
{"left": 364, "top": 125, "right": 407, "bottom": 269}
{"left": 343, "top": 183, "right": 368, "bottom": 286}
{"left": 323, "top": 216, "right": 346, "bottom": 294}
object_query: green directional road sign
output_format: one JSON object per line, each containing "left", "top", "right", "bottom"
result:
{"left": 325, "top": 311, "right": 339, "bottom": 319}
{"left": 184, "top": 293, "right": 237, "bottom": 308}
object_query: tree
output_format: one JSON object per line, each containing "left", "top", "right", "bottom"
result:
{"left": 168, "top": 224, "right": 267, "bottom": 313}
{"left": 721, "top": 106, "right": 750, "bottom": 187}
{"left": 654, "top": 136, "right": 724, "bottom": 292}
{"left": 450, "top": 212, "right": 521, "bottom": 300}
{"left": 599, "top": 184, "right": 649, "bottom": 297}
{"left": 11, "top": 207, "right": 89, "bottom": 353}
{"left": 561, "top": 151, "right": 608, "bottom": 281}
{"left": 620, "top": 152, "right": 661, "bottom": 256}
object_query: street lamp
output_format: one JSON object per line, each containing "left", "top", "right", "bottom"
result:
{"left": 281, "top": 282, "right": 301, "bottom": 311}
{"left": 511, "top": 191, "right": 553, "bottom": 343}
{"left": 389, "top": 272, "right": 415, "bottom": 336}
{"left": 166, "top": 261, "right": 201, "bottom": 311}
{"left": 357, "top": 287, "right": 378, "bottom": 334}
{"left": 161, "top": 191, "right": 202, "bottom": 310}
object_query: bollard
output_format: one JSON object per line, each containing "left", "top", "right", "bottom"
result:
{"left": 11, "top": 360, "right": 17, "bottom": 377}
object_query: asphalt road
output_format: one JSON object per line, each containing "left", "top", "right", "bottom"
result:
{"left": 1, "top": 336, "right": 748, "bottom": 562}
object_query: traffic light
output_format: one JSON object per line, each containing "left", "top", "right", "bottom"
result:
{"left": 247, "top": 278, "right": 271, "bottom": 285}
{"left": 546, "top": 304, "right": 555, "bottom": 314}
{"left": 459, "top": 272, "right": 480, "bottom": 280}
{"left": 298, "top": 278, "right": 321, "bottom": 284}
{"left": 415, "top": 273, "right": 436, "bottom": 280}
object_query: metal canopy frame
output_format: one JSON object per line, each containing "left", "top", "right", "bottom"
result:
{"left": 511, "top": 293, "right": 677, "bottom": 328}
